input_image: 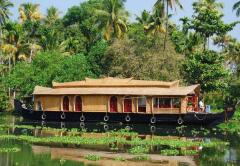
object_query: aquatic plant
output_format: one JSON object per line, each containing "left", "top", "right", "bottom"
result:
{"left": 128, "top": 145, "right": 149, "bottom": 154}
{"left": 0, "top": 147, "right": 21, "bottom": 153}
{"left": 132, "top": 155, "right": 150, "bottom": 161}
{"left": 114, "top": 156, "right": 126, "bottom": 161}
{"left": 161, "top": 149, "right": 179, "bottom": 156}
{"left": 84, "top": 154, "right": 101, "bottom": 161}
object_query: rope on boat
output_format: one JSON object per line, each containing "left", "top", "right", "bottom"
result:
{"left": 194, "top": 112, "right": 207, "bottom": 121}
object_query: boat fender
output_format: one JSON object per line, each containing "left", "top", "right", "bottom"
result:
{"left": 150, "top": 117, "right": 156, "bottom": 124}
{"left": 61, "top": 112, "right": 66, "bottom": 120}
{"left": 61, "top": 122, "right": 65, "bottom": 128}
{"left": 80, "top": 115, "right": 85, "bottom": 122}
{"left": 41, "top": 120, "right": 46, "bottom": 127}
{"left": 177, "top": 117, "right": 184, "bottom": 125}
{"left": 41, "top": 113, "right": 46, "bottom": 120}
{"left": 80, "top": 122, "right": 85, "bottom": 128}
{"left": 103, "top": 124, "right": 109, "bottom": 131}
{"left": 125, "top": 115, "right": 131, "bottom": 122}
{"left": 104, "top": 115, "right": 109, "bottom": 122}
{"left": 150, "top": 125, "right": 156, "bottom": 133}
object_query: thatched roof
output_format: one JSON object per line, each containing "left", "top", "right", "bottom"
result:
{"left": 52, "top": 77, "right": 179, "bottom": 88}
{"left": 33, "top": 85, "right": 200, "bottom": 96}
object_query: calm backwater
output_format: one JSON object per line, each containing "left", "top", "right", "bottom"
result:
{"left": 0, "top": 113, "right": 239, "bottom": 166}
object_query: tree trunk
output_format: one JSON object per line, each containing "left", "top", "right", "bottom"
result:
{"left": 163, "top": 1, "right": 169, "bottom": 51}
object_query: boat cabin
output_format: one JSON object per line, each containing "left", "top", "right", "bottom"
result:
{"left": 33, "top": 77, "right": 200, "bottom": 114}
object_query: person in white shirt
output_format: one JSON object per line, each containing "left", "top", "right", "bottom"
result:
{"left": 199, "top": 99, "right": 204, "bottom": 112}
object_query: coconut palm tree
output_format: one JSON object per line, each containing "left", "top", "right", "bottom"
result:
{"left": 154, "top": 0, "right": 183, "bottom": 50}
{"left": 96, "top": 0, "right": 129, "bottom": 40}
{"left": 0, "top": 0, "right": 13, "bottom": 27}
{"left": 233, "top": 1, "right": 240, "bottom": 17}
{"left": 136, "top": 10, "right": 150, "bottom": 26}
{"left": 45, "top": 6, "right": 60, "bottom": 25}
{"left": 144, "top": 2, "right": 166, "bottom": 35}
{"left": 19, "top": 3, "right": 41, "bottom": 22}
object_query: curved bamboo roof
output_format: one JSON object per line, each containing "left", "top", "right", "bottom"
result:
{"left": 52, "top": 77, "right": 179, "bottom": 88}
{"left": 33, "top": 85, "right": 200, "bottom": 96}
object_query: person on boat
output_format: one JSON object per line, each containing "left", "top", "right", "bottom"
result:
{"left": 199, "top": 99, "right": 205, "bottom": 112}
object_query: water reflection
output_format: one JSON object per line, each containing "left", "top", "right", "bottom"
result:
{"left": 0, "top": 114, "right": 240, "bottom": 166}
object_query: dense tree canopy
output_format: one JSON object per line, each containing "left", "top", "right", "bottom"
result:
{"left": 0, "top": 0, "right": 239, "bottom": 109}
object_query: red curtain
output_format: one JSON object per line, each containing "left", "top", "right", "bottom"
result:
{"left": 110, "top": 96, "right": 118, "bottom": 112}
{"left": 75, "top": 96, "right": 82, "bottom": 112}
{"left": 63, "top": 96, "right": 69, "bottom": 111}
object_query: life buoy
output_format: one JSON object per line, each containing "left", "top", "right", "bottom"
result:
{"left": 177, "top": 117, "right": 184, "bottom": 125}
{"left": 150, "top": 116, "right": 156, "bottom": 124}
{"left": 104, "top": 115, "right": 109, "bottom": 122}
{"left": 103, "top": 124, "right": 109, "bottom": 131}
{"left": 150, "top": 125, "right": 156, "bottom": 133}
{"left": 80, "top": 115, "right": 85, "bottom": 122}
{"left": 125, "top": 115, "right": 131, "bottom": 122}
{"left": 61, "top": 112, "right": 66, "bottom": 120}
{"left": 41, "top": 113, "right": 46, "bottom": 120}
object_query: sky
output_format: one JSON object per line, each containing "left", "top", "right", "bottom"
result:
{"left": 9, "top": 0, "right": 240, "bottom": 41}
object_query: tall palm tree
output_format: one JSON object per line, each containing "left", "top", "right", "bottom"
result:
{"left": 0, "top": 0, "right": 13, "bottom": 65}
{"left": 136, "top": 10, "right": 150, "bottom": 26}
{"left": 45, "top": 6, "right": 60, "bottom": 25}
{"left": 96, "top": 0, "right": 129, "bottom": 40}
{"left": 19, "top": 3, "right": 41, "bottom": 22}
{"left": 233, "top": 1, "right": 240, "bottom": 17}
{"left": 0, "top": 0, "right": 13, "bottom": 27}
{"left": 144, "top": 2, "right": 166, "bottom": 35}
{"left": 154, "top": 0, "right": 183, "bottom": 50}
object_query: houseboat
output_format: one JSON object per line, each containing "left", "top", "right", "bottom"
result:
{"left": 14, "top": 77, "right": 235, "bottom": 125}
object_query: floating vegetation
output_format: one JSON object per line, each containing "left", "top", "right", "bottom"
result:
{"left": 128, "top": 145, "right": 149, "bottom": 154}
{"left": 0, "top": 147, "right": 21, "bottom": 153}
{"left": 114, "top": 156, "right": 126, "bottom": 161}
{"left": 161, "top": 149, "right": 179, "bottom": 156}
{"left": 132, "top": 155, "right": 150, "bottom": 161}
{"left": 84, "top": 154, "right": 101, "bottom": 161}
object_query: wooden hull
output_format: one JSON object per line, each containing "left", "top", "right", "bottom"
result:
{"left": 15, "top": 100, "right": 235, "bottom": 126}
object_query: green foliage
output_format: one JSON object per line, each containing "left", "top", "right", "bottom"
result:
{"left": 114, "top": 156, "right": 126, "bottom": 161}
{"left": 128, "top": 145, "right": 149, "bottom": 154}
{"left": 5, "top": 51, "right": 94, "bottom": 97}
{"left": 0, "top": 88, "right": 8, "bottom": 111}
{"left": 189, "top": 0, "right": 238, "bottom": 46}
{"left": 183, "top": 50, "right": 230, "bottom": 93}
{"left": 104, "top": 24, "right": 183, "bottom": 81}
{"left": 161, "top": 149, "right": 179, "bottom": 156}
{"left": 0, "top": 147, "right": 21, "bottom": 153}
{"left": 132, "top": 155, "right": 150, "bottom": 161}
{"left": 87, "top": 40, "right": 109, "bottom": 76}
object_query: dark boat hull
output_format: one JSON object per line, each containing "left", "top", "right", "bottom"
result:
{"left": 14, "top": 100, "right": 235, "bottom": 126}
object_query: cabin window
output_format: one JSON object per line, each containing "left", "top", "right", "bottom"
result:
{"left": 138, "top": 97, "right": 146, "bottom": 112}
{"left": 36, "top": 101, "right": 42, "bottom": 111}
{"left": 75, "top": 96, "right": 82, "bottom": 112}
{"left": 63, "top": 96, "right": 70, "bottom": 111}
{"left": 110, "top": 96, "right": 118, "bottom": 112}
{"left": 153, "top": 98, "right": 180, "bottom": 108}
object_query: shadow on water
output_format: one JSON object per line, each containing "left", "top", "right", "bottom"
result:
{"left": 0, "top": 113, "right": 240, "bottom": 166}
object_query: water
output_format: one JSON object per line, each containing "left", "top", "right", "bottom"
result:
{"left": 0, "top": 113, "right": 239, "bottom": 166}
